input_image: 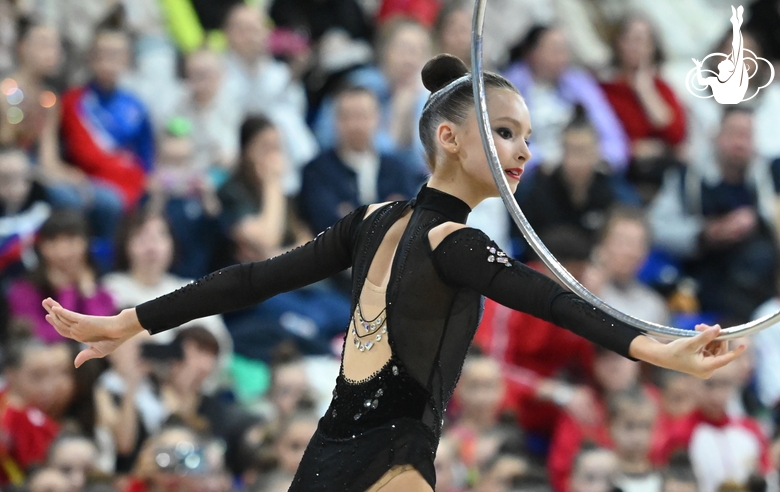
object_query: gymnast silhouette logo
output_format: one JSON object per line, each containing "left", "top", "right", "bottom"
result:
{"left": 686, "top": 5, "right": 774, "bottom": 104}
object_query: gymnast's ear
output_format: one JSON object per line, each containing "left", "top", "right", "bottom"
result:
{"left": 436, "top": 120, "right": 459, "bottom": 156}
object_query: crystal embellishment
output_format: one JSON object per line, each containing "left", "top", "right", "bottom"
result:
{"left": 392, "top": 365, "right": 399, "bottom": 376}
{"left": 353, "top": 302, "right": 388, "bottom": 354}
{"left": 487, "top": 244, "right": 511, "bottom": 267}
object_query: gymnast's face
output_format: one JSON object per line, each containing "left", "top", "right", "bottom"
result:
{"left": 437, "top": 88, "right": 532, "bottom": 198}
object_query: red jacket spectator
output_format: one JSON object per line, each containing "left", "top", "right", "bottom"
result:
{"left": 0, "top": 388, "right": 60, "bottom": 485}
{"left": 474, "top": 294, "right": 595, "bottom": 437}
{"left": 656, "top": 409, "right": 774, "bottom": 492}
{"left": 600, "top": 77, "right": 686, "bottom": 147}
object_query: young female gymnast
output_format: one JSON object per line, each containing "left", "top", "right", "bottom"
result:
{"left": 42, "top": 54, "right": 744, "bottom": 492}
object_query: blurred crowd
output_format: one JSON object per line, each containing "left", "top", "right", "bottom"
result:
{"left": 1, "top": 0, "right": 780, "bottom": 491}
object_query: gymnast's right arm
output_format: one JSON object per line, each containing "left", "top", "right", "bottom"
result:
{"left": 136, "top": 205, "right": 367, "bottom": 334}
{"left": 44, "top": 204, "right": 367, "bottom": 349}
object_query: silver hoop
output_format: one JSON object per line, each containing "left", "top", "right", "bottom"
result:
{"left": 469, "top": 0, "right": 780, "bottom": 340}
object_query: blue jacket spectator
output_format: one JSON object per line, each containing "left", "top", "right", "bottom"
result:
{"left": 299, "top": 86, "right": 425, "bottom": 234}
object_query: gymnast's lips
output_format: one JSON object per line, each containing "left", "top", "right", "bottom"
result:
{"left": 504, "top": 167, "right": 523, "bottom": 180}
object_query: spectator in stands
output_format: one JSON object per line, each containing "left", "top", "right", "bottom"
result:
{"left": 219, "top": 117, "right": 350, "bottom": 361}
{"left": 6, "top": 211, "right": 114, "bottom": 343}
{"left": 0, "top": 339, "right": 65, "bottom": 486}
{"left": 0, "top": 147, "right": 50, "bottom": 280}
{"left": 448, "top": 353, "right": 521, "bottom": 475}
{"left": 299, "top": 86, "right": 423, "bottom": 234}
{"left": 145, "top": 119, "right": 222, "bottom": 279}
{"left": 265, "top": 354, "right": 315, "bottom": 424}
{"left": 218, "top": 116, "right": 299, "bottom": 265}
{"left": 433, "top": 0, "right": 472, "bottom": 68}
{"left": 600, "top": 15, "right": 687, "bottom": 203}
{"left": 548, "top": 347, "right": 646, "bottom": 492}
{"left": 312, "top": 17, "right": 433, "bottom": 173}
{"left": 172, "top": 48, "right": 240, "bottom": 178}
{"left": 657, "top": 361, "right": 774, "bottom": 492}
{"left": 46, "top": 434, "right": 99, "bottom": 492}
{"left": 609, "top": 388, "right": 662, "bottom": 492}
{"left": 261, "top": 411, "right": 319, "bottom": 488}
{"left": 220, "top": 4, "right": 318, "bottom": 194}
{"left": 475, "top": 226, "right": 598, "bottom": 447}
{"left": 59, "top": 27, "right": 154, "bottom": 211}
{"left": 503, "top": 25, "right": 629, "bottom": 173}
{"left": 569, "top": 446, "right": 620, "bottom": 492}
{"left": 96, "top": 328, "right": 158, "bottom": 473}
{"left": 519, "top": 110, "right": 635, "bottom": 243}
{"left": 649, "top": 107, "right": 779, "bottom": 322}
{"left": 652, "top": 369, "right": 700, "bottom": 447}
{"left": 587, "top": 207, "right": 669, "bottom": 325}
{"left": 434, "top": 436, "right": 467, "bottom": 492}
{"left": 149, "top": 327, "right": 259, "bottom": 475}
{"left": 103, "top": 209, "right": 232, "bottom": 391}
{"left": 0, "top": 20, "right": 122, "bottom": 242}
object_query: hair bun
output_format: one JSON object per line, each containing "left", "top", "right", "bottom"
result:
{"left": 421, "top": 54, "right": 469, "bottom": 93}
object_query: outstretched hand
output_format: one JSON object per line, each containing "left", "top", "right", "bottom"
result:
{"left": 42, "top": 298, "right": 145, "bottom": 367}
{"left": 630, "top": 324, "right": 746, "bottom": 378}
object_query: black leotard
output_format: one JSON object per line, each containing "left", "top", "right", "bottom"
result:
{"left": 136, "top": 185, "right": 642, "bottom": 491}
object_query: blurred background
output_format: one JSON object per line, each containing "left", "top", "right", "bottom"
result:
{"left": 1, "top": 0, "right": 780, "bottom": 491}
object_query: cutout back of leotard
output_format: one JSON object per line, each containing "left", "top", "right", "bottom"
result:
{"left": 341, "top": 208, "right": 410, "bottom": 383}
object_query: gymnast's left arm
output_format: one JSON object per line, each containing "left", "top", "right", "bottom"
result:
{"left": 429, "top": 225, "right": 745, "bottom": 379}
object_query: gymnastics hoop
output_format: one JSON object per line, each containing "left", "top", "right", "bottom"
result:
{"left": 469, "top": 0, "right": 780, "bottom": 340}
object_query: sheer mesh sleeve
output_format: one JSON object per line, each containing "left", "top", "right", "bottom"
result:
{"left": 430, "top": 227, "right": 642, "bottom": 359}
{"left": 136, "top": 205, "right": 369, "bottom": 335}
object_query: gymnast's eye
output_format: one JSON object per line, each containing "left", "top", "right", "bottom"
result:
{"left": 496, "top": 127, "right": 513, "bottom": 139}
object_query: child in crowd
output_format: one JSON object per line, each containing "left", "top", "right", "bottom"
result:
{"left": 658, "top": 360, "right": 774, "bottom": 492}
{"left": 0, "top": 339, "right": 70, "bottom": 485}
{"left": 609, "top": 388, "right": 662, "bottom": 492}
{"left": 570, "top": 445, "right": 620, "bottom": 492}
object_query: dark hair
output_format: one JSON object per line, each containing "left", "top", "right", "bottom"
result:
{"left": 606, "top": 386, "right": 653, "bottom": 420}
{"left": 528, "top": 225, "right": 593, "bottom": 263}
{"left": 662, "top": 452, "right": 697, "bottom": 485}
{"left": 30, "top": 211, "right": 93, "bottom": 296}
{"left": 508, "top": 24, "right": 552, "bottom": 63}
{"left": 563, "top": 104, "right": 595, "bottom": 135}
{"left": 175, "top": 326, "right": 220, "bottom": 357}
{"left": 3, "top": 337, "right": 46, "bottom": 371}
{"left": 418, "top": 54, "right": 519, "bottom": 170}
{"left": 335, "top": 85, "right": 379, "bottom": 107}
{"left": 15, "top": 16, "right": 49, "bottom": 45}
{"left": 234, "top": 115, "right": 277, "bottom": 204}
{"left": 612, "top": 14, "right": 666, "bottom": 68}
{"left": 114, "top": 207, "right": 176, "bottom": 272}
